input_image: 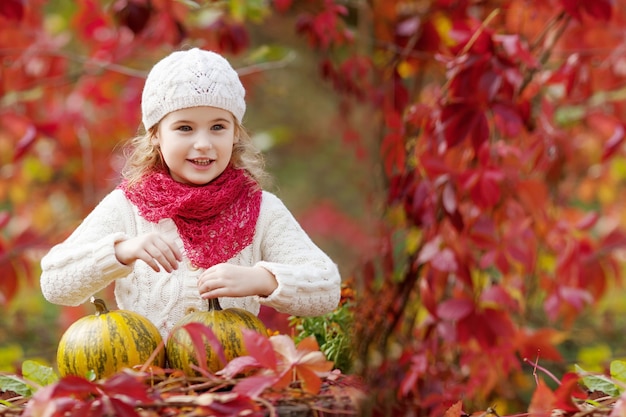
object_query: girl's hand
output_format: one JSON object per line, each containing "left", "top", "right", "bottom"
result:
{"left": 114, "top": 233, "right": 182, "bottom": 273}
{"left": 197, "top": 264, "right": 278, "bottom": 299}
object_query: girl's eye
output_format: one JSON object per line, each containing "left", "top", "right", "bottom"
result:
{"left": 211, "top": 124, "right": 225, "bottom": 131}
{"left": 177, "top": 125, "right": 192, "bottom": 132}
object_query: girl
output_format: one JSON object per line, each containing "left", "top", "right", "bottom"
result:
{"left": 40, "top": 48, "right": 342, "bottom": 340}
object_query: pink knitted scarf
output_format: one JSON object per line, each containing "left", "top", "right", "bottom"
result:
{"left": 119, "top": 167, "right": 262, "bottom": 268}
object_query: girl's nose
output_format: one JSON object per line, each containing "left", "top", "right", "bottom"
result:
{"left": 193, "top": 133, "right": 213, "bottom": 149}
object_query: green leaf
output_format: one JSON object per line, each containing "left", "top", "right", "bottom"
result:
{"left": 0, "top": 375, "right": 34, "bottom": 398}
{"left": 228, "top": 0, "right": 269, "bottom": 22}
{"left": 575, "top": 364, "right": 619, "bottom": 397}
{"left": 86, "top": 369, "right": 97, "bottom": 381}
{"left": 247, "top": 45, "right": 294, "bottom": 63}
{"left": 290, "top": 302, "right": 354, "bottom": 373}
{"left": 611, "top": 360, "right": 626, "bottom": 388}
{"left": 22, "top": 360, "right": 59, "bottom": 387}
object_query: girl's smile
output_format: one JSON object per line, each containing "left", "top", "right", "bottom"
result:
{"left": 153, "top": 106, "right": 237, "bottom": 185}
{"left": 189, "top": 159, "right": 214, "bottom": 166}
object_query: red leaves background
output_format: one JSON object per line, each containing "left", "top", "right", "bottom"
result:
{"left": 5, "top": 0, "right": 626, "bottom": 415}
{"left": 341, "top": 0, "right": 626, "bottom": 414}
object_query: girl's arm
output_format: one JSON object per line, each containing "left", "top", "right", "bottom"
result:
{"left": 40, "top": 189, "right": 134, "bottom": 306}
{"left": 254, "top": 192, "right": 342, "bottom": 317}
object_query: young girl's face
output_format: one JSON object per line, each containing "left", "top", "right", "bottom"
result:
{"left": 154, "top": 106, "right": 238, "bottom": 185}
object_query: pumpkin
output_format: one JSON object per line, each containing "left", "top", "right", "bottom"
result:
{"left": 56, "top": 297, "right": 165, "bottom": 379}
{"left": 166, "top": 298, "right": 267, "bottom": 375}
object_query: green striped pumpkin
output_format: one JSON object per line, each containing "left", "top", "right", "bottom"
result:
{"left": 56, "top": 297, "right": 165, "bottom": 379}
{"left": 166, "top": 298, "right": 267, "bottom": 375}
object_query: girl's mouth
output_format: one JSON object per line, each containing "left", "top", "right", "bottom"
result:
{"left": 189, "top": 159, "right": 214, "bottom": 166}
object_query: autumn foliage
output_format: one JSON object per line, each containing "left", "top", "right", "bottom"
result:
{"left": 5, "top": 0, "right": 626, "bottom": 415}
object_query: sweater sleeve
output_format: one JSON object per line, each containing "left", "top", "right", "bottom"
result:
{"left": 254, "top": 192, "right": 341, "bottom": 317}
{"left": 40, "top": 189, "right": 134, "bottom": 306}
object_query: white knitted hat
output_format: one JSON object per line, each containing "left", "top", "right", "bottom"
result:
{"left": 141, "top": 48, "right": 246, "bottom": 129}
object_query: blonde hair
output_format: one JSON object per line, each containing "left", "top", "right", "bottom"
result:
{"left": 121, "top": 122, "right": 270, "bottom": 189}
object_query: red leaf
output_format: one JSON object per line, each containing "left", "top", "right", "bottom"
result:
{"left": 475, "top": 170, "right": 502, "bottom": 208}
{"left": 506, "top": 236, "right": 536, "bottom": 272}
{"left": 417, "top": 236, "right": 443, "bottom": 264}
{"left": 399, "top": 352, "right": 427, "bottom": 396}
{"left": 273, "top": 0, "right": 293, "bottom": 13}
{"left": 558, "top": 286, "right": 593, "bottom": 311}
{"left": 0, "top": 260, "right": 18, "bottom": 306}
{"left": 268, "top": 334, "right": 333, "bottom": 394}
{"left": 584, "top": 1, "right": 612, "bottom": 20}
{"left": 381, "top": 131, "right": 406, "bottom": 176}
{"left": 23, "top": 384, "right": 81, "bottom": 417}
{"left": 419, "top": 154, "right": 452, "bottom": 177}
{"left": 444, "top": 401, "right": 464, "bottom": 417}
{"left": 108, "top": 397, "right": 141, "bottom": 417}
{"left": 242, "top": 329, "right": 277, "bottom": 370}
{"left": 480, "top": 285, "right": 518, "bottom": 312}
{"left": 546, "top": 55, "right": 581, "bottom": 96}
{"left": 72, "top": 0, "right": 113, "bottom": 42}
{"left": 101, "top": 372, "right": 153, "bottom": 404}
{"left": 600, "top": 229, "right": 626, "bottom": 252}
{"left": 406, "top": 103, "right": 433, "bottom": 130}
{"left": 449, "top": 20, "right": 494, "bottom": 55}
{"left": 53, "top": 376, "right": 99, "bottom": 399}
{"left": 554, "top": 372, "right": 586, "bottom": 412}
{"left": 441, "top": 182, "right": 457, "bottom": 214}
{"left": 0, "top": 211, "right": 9, "bottom": 229}
{"left": 441, "top": 104, "right": 489, "bottom": 150}
{"left": 178, "top": 322, "right": 228, "bottom": 372}
{"left": 602, "top": 123, "right": 625, "bottom": 162}
{"left": 516, "top": 328, "right": 564, "bottom": 362}
{"left": 492, "top": 102, "right": 524, "bottom": 137}
{"left": 493, "top": 34, "right": 539, "bottom": 68}
{"left": 436, "top": 297, "right": 474, "bottom": 321}
{"left": 218, "top": 356, "right": 262, "bottom": 378}
{"left": 392, "top": 75, "right": 410, "bottom": 112}
{"left": 296, "top": 335, "right": 321, "bottom": 352}
{"left": 295, "top": 363, "right": 324, "bottom": 394}
{"left": 114, "top": 0, "right": 152, "bottom": 35}
{"left": 430, "top": 248, "right": 458, "bottom": 272}
{"left": 385, "top": 109, "right": 403, "bottom": 130}
{"left": 544, "top": 293, "right": 561, "bottom": 322}
{"left": 419, "top": 277, "right": 438, "bottom": 316}
{"left": 0, "top": 0, "right": 24, "bottom": 21}
{"left": 528, "top": 379, "right": 556, "bottom": 417}
{"left": 560, "top": 0, "right": 612, "bottom": 21}
{"left": 410, "top": 179, "right": 435, "bottom": 227}
{"left": 516, "top": 179, "right": 549, "bottom": 215}
{"left": 576, "top": 212, "right": 599, "bottom": 230}
{"left": 214, "top": 21, "right": 250, "bottom": 55}
{"left": 482, "top": 308, "right": 516, "bottom": 340}
{"left": 2, "top": 114, "right": 37, "bottom": 162}
{"left": 469, "top": 215, "right": 498, "bottom": 248}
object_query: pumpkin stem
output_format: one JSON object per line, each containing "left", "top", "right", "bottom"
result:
{"left": 91, "top": 297, "right": 109, "bottom": 316}
{"left": 208, "top": 297, "right": 222, "bottom": 312}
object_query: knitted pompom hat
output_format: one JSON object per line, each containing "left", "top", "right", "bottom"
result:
{"left": 141, "top": 48, "right": 246, "bottom": 130}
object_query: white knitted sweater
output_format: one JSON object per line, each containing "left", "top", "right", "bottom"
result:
{"left": 40, "top": 189, "right": 341, "bottom": 340}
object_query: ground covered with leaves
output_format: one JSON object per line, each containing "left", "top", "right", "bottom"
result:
{"left": 0, "top": 329, "right": 365, "bottom": 417}
{"left": 0, "top": 368, "right": 364, "bottom": 417}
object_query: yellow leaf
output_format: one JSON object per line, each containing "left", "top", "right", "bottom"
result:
{"left": 577, "top": 344, "right": 612, "bottom": 373}
{"left": 432, "top": 13, "right": 454, "bottom": 46}
{"left": 397, "top": 60, "right": 417, "bottom": 79}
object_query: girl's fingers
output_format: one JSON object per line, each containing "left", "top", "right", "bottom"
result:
{"left": 142, "top": 255, "right": 161, "bottom": 272}
{"left": 146, "top": 239, "right": 180, "bottom": 272}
